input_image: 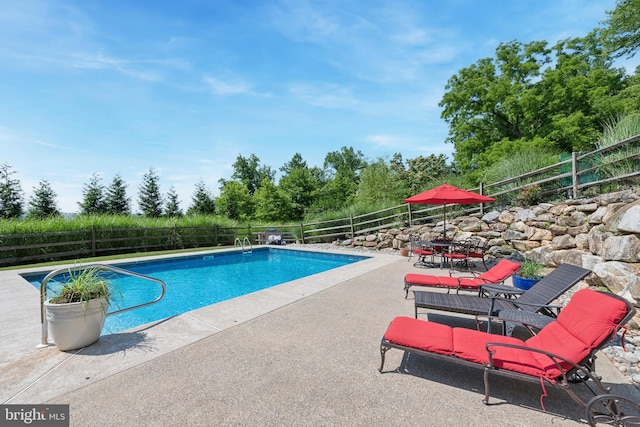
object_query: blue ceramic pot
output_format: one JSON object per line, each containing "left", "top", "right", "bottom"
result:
{"left": 512, "top": 275, "right": 541, "bottom": 290}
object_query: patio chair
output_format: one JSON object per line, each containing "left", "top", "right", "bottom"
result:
{"left": 467, "top": 238, "right": 490, "bottom": 271}
{"left": 442, "top": 239, "right": 472, "bottom": 271}
{"left": 403, "top": 259, "right": 521, "bottom": 298}
{"left": 380, "top": 289, "right": 639, "bottom": 425}
{"left": 408, "top": 235, "right": 436, "bottom": 267}
{"left": 413, "top": 263, "right": 591, "bottom": 333}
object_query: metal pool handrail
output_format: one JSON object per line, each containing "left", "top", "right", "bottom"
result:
{"left": 234, "top": 237, "right": 252, "bottom": 254}
{"left": 39, "top": 263, "right": 167, "bottom": 348}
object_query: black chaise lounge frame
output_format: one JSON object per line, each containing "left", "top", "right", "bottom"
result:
{"left": 413, "top": 263, "right": 591, "bottom": 333}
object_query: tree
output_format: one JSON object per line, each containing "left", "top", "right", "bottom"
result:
{"left": 27, "top": 180, "right": 60, "bottom": 219}
{"left": 105, "top": 174, "right": 130, "bottom": 215}
{"left": 216, "top": 180, "right": 254, "bottom": 221}
{"left": 0, "top": 163, "right": 23, "bottom": 219}
{"left": 314, "top": 146, "right": 367, "bottom": 211}
{"left": 187, "top": 180, "right": 216, "bottom": 215}
{"left": 534, "top": 34, "right": 627, "bottom": 152}
{"left": 229, "top": 154, "right": 275, "bottom": 195}
{"left": 323, "top": 146, "right": 366, "bottom": 180}
{"left": 602, "top": 0, "right": 640, "bottom": 58}
{"left": 164, "top": 186, "right": 183, "bottom": 217}
{"left": 78, "top": 173, "right": 106, "bottom": 215}
{"left": 279, "top": 152, "right": 308, "bottom": 174}
{"left": 278, "top": 153, "right": 321, "bottom": 220}
{"left": 138, "top": 168, "right": 163, "bottom": 217}
{"left": 354, "top": 159, "right": 408, "bottom": 207}
{"left": 405, "top": 154, "right": 451, "bottom": 194}
{"left": 439, "top": 40, "right": 551, "bottom": 174}
{"left": 253, "top": 178, "right": 293, "bottom": 221}
{"left": 439, "top": 37, "right": 628, "bottom": 178}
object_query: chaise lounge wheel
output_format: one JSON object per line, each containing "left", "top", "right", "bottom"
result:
{"left": 586, "top": 394, "right": 640, "bottom": 426}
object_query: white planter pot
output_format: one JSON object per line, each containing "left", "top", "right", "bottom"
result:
{"left": 44, "top": 297, "right": 108, "bottom": 351}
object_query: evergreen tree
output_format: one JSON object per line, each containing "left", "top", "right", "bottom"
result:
{"left": 138, "top": 168, "right": 163, "bottom": 217}
{"left": 78, "top": 173, "right": 106, "bottom": 215}
{"left": 27, "top": 180, "right": 60, "bottom": 219}
{"left": 278, "top": 153, "right": 320, "bottom": 220}
{"left": 105, "top": 174, "right": 131, "bottom": 215}
{"left": 0, "top": 163, "right": 24, "bottom": 219}
{"left": 187, "top": 180, "right": 215, "bottom": 215}
{"left": 164, "top": 186, "right": 183, "bottom": 217}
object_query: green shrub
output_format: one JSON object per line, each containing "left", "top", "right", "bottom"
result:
{"left": 517, "top": 259, "right": 545, "bottom": 279}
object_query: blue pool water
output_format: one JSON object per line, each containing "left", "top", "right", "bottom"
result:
{"left": 25, "top": 248, "right": 367, "bottom": 334}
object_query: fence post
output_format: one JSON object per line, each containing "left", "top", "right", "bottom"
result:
{"left": 173, "top": 223, "right": 177, "bottom": 249}
{"left": 349, "top": 215, "right": 355, "bottom": 240}
{"left": 572, "top": 151, "right": 579, "bottom": 199}
{"left": 299, "top": 223, "right": 305, "bottom": 243}
{"left": 479, "top": 182, "right": 485, "bottom": 215}
{"left": 407, "top": 204, "right": 412, "bottom": 226}
{"left": 91, "top": 225, "right": 96, "bottom": 257}
{"left": 213, "top": 224, "right": 218, "bottom": 246}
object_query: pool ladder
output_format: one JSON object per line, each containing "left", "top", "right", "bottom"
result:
{"left": 38, "top": 264, "right": 167, "bottom": 348}
{"left": 235, "top": 237, "right": 253, "bottom": 254}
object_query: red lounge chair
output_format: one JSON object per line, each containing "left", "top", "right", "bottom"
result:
{"left": 403, "top": 259, "right": 521, "bottom": 298}
{"left": 380, "top": 289, "right": 639, "bottom": 425}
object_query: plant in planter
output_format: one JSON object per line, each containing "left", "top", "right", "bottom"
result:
{"left": 512, "top": 259, "right": 545, "bottom": 290}
{"left": 44, "top": 266, "right": 119, "bottom": 351}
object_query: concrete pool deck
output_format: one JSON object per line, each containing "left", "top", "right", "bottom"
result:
{"left": 2, "top": 246, "right": 639, "bottom": 426}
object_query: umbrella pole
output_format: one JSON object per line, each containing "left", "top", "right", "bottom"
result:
{"left": 443, "top": 202, "right": 447, "bottom": 239}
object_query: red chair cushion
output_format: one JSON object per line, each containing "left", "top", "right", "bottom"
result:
{"left": 525, "top": 289, "right": 629, "bottom": 378}
{"left": 554, "top": 288, "right": 628, "bottom": 347}
{"left": 412, "top": 248, "right": 434, "bottom": 256}
{"left": 476, "top": 260, "right": 521, "bottom": 283}
{"left": 525, "top": 322, "right": 590, "bottom": 378}
{"left": 383, "top": 317, "right": 454, "bottom": 355}
{"left": 404, "top": 274, "right": 459, "bottom": 289}
{"left": 452, "top": 328, "right": 526, "bottom": 364}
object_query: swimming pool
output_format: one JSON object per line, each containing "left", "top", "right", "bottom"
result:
{"left": 24, "top": 248, "right": 368, "bottom": 334}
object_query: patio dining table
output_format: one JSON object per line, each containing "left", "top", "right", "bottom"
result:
{"left": 415, "top": 240, "right": 456, "bottom": 268}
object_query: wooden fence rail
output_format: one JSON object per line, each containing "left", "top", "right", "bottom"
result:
{"left": 1, "top": 134, "right": 639, "bottom": 267}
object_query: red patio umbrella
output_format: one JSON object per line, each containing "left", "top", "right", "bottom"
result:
{"left": 404, "top": 183, "right": 495, "bottom": 235}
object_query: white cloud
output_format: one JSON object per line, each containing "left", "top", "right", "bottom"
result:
{"left": 70, "top": 52, "right": 164, "bottom": 81}
{"left": 266, "top": 1, "right": 461, "bottom": 84}
{"left": 363, "top": 134, "right": 415, "bottom": 149}
{"left": 288, "top": 82, "right": 368, "bottom": 111}
{"left": 203, "top": 75, "right": 271, "bottom": 97}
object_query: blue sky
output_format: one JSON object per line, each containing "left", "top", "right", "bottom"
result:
{"left": 0, "top": 0, "right": 624, "bottom": 213}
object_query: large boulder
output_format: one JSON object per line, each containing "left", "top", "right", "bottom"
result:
{"left": 590, "top": 261, "right": 636, "bottom": 294}
{"left": 503, "top": 229, "right": 526, "bottom": 241}
{"left": 610, "top": 199, "right": 640, "bottom": 234}
{"left": 551, "top": 234, "right": 576, "bottom": 250}
{"left": 481, "top": 211, "right": 501, "bottom": 223}
{"left": 600, "top": 235, "right": 640, "bottom": 262}
{"left": 457, "top": 217, "right": 487, "bottom": 232}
